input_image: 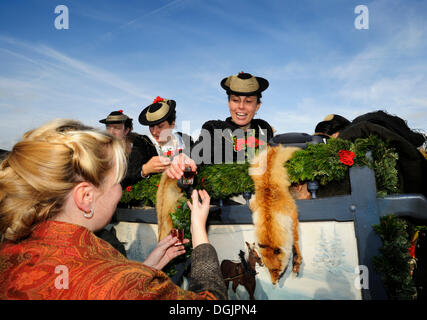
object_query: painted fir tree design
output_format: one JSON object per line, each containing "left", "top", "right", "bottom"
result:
{"left": 313, "top": 226, "right": 346, "bottom": 275}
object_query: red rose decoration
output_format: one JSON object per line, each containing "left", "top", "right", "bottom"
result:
{"left": 338, "top": 150, "right": 356, "bottom": 166}
{"left": 246, "top": 136, "right": 265, "bottom": 148}
{"left": 126, "top": 186, "right": 132, "bottom": 192}
{"left": 409, "top": 244, "right": 416, "bottom": 259}
{"left": 153, "top": 96, "right": 164, "bottom": 103}
{"left": 119, "top": 109, "right": 123, "bottom": 113}
{"left": 234, "top": 138, "right": 246, "bottom": 151}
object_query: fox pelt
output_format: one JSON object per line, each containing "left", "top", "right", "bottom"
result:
{"left": 249, "top": 145, "right": 302, "bottom": 284}
{"left": 155, "top": 172, "right": 185, "bottom": 241}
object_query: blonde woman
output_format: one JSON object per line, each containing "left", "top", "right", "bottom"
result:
{"left": 0, "top": 119, "right": 226, "bottom": 300}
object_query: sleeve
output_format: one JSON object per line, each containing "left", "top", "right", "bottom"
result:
{"left": 191, "top": 120, "right": 224, "bottom": 166}
{"left": 100, "top": 261, "right": 219, "bottom": 300}
{"left": 188, "top": 243, "right": 228, "bottom": 300}
{"left": 121, "top": 136, "right": 155, "bottom": 186}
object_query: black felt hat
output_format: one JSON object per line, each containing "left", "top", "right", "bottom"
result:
{"left": 99, "top": 110, "right": 131, "bottom": 124}
{"left": 314, "top": 114, "right": 351, "bottom": 136}
{"left": 138, "top": 97, "right": 176, "bottom": 126}
{"left": 220, "top": 72, "right": 269, "bottom": 96}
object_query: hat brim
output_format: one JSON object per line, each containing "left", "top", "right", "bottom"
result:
{"left": 99, "top": 119, "right": 127, "bottom": 124}
{"left": 138, "top": 100, "right": 176, "bottom": 126}
{"left": 220, "top": 76, "right": 269, "bottom": 96}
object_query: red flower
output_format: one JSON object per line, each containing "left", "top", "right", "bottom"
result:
{"left": 153, "top": 96, "right": 164, "bottom": 103}
{"left": 177, "top": 206, "right": 181, "bottom": 209}
{"left": 409, "top": 244, "right": 416, "bottom": 259}
{"left": 338, "top": 150, "right": 356, "bottom": 166}
{"left": 246, "top": 136, "right": 265, "bottom": 148}
{"left": 156, "top": 184, "right": 159, "bottom": 188}
{"left": 126, "top": 186, "right": 132, "bottom": 192}
{"left": 118, "top": 109, "right": 123, "bottom": 113}
{"left": 201, "top": 177, "right": 206, "bottom": 187}
{"left": 234, "top": 138, "right": 246, "bottom": 151}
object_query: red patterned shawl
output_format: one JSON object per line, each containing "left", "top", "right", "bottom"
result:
{"left": 0, "top": 220, "right": 215, "bottom": 300}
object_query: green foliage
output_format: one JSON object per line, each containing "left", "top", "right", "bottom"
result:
{"left": 164, "top": 199, "right": 192, "bottom": 277}
{"left": 194, "top": 163, "right": 254, "bottom": 199}
{"left": 119, "top": 136, "right": 399, "bottom": 203}
{"left": 120, "top": 174, "right": 162, "bottom": 206}
{"left": 373, "top": 215, "right": 417, "bottom": 300}
{"left": 286, "top": 138, "right": 352, "bottom": 185}
{"left": 285, "top": 136, "right": 399, "bottom": 196}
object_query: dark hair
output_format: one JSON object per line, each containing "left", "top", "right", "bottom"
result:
{"left": 165, "top": 109, "right": 176, "bottom": 125}
{"left": 124, "top": 118, "right": 133, "bottom": 132}
{"left": 227, "top": 94, "right": 261, "bottom": 104}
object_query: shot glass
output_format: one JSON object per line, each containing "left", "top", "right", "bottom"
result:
{"left": 170, "top": 228, "right": 184, "bottom": 246}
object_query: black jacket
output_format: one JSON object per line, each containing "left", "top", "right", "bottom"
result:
{"left": 191, "top": 117, "right": 274, "bottom": 165}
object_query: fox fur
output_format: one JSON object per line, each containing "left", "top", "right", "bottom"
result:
{"left": 155, "top": 172, "right": 185, "bottom": 241}
{"left": 249, "top": 145, "right": 302, "bottom": 284}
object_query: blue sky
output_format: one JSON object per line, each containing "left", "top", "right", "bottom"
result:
{"left": 1, "top": 0, "right": 426, "bottom": 150}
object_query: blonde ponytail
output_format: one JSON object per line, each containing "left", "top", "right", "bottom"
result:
{"left": 0, "top": 119, "right": 127, "bottom": 242}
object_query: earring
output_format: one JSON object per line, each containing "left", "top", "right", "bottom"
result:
{"left": 83, "top": 209, "right": 94, "bottom": 219}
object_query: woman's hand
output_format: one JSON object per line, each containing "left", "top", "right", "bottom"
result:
{"left": 142, "top": 156, "right": 171, "bottom": 176}
{"left": 143, "top": 234, "right": 189, "bottom": 270}
{"left": 187, "top": 189, "right": 210, "bottom": 248}
{"left": 165, "top": 153, "right": 197, "bottom": 180}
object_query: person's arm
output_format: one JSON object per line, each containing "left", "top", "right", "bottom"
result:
{"left": 165, "top": 153, "right": 197, "bottom": 180}
{"left": 143, "top": 234, "right": 189, "bottom": 270}
{"left": 141, "top": 156, "right": 171, "bottom": 177}
{"left": 186, "top": 190, "right": 228, "bottom": 300}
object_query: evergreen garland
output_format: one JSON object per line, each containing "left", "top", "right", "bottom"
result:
{"left": 194, "top": 163, "right": 254, "bottom": 199}
{"left": 119, "top": 135, "right": 399, "bottom": 205}
{"left": 373, "top": 215, "right": 417, "bottom": 300}
{"left": 120, "top": 173, "right": 162, "bottom": 206}
{"left": 285, "top": 135, "right": 399, "bottom": 196}
{"left": 163, "top": 199, "right": 192, "bottom": 277}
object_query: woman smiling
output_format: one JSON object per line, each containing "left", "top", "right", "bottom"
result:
{"left": 166, "top": 72, "right": 274, "bottom": 179}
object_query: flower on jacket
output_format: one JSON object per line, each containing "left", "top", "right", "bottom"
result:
{"left": 233, "top": 137, "right": 265, "bottom": 151}
{"left": 338, "top": 150, "right": 356, "bottom": 166}
{"left": 126, "top": 186, "right": 132, "bottom": 192}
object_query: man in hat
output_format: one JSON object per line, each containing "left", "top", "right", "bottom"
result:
{"left": 166, "top": 72, "right": 274, "bottom": 179}
{"left": 99, "top": 109, "right": 148, "bottom": 188}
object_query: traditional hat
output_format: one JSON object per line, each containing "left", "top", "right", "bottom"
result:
{"left": 99, "top": 110, "right": 132, "bottom": 124}
{"left": 138, "top": 96, "right": 176, "bottom": 126}
{"left": 220, "top": 72, "right": 269, "bottom": 96}
{"left": 314, "top": 114, "right": 351, "bottom": 136}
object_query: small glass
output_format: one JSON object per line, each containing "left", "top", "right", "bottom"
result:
{"left": 170, "top": 228, "right": 184, "bottom": 246}
{"left": 182, "top": 167, "right": 195, "bottom": 185}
